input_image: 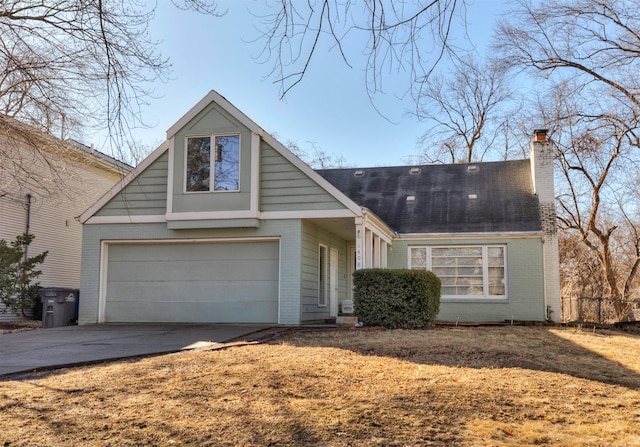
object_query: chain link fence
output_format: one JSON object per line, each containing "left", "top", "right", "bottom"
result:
{"left": 562, "top": 297, "right": 640, "bottom": 324}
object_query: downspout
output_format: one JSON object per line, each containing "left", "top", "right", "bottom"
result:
{"left": 24, "top": 193, "right": 32, "bottom": 261}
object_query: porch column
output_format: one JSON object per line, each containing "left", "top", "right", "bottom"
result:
{"left": 355, "top": 221, "right": 364, "bottom": 270}
{"left": 373, "top": 234, "right": 380, "bottom": 268}
{"left": 380, "top": 240, "right": 388, "bottom": 268}
{"left": 364, "top": 228, "right": 373, "bottom": 268}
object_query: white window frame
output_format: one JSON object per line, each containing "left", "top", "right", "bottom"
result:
{"left": 408, "top": 245, "right": 507, "bottom": 299}
{"left": 318, "top": 244, "right": 328, "bottom": 307}
{"left": 184, "top": 133, "right": 241, "bottom": 193}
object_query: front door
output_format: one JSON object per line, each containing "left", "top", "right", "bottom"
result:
{"left": 329, "top": 248, "right": 338, "bottom": 317}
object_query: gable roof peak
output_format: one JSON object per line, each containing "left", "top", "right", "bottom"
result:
{"left": 166, "top": 89, "right": 267, "bottom": 139}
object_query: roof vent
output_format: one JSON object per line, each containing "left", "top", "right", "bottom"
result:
{"left": 406, "top": 195, "right": 416, "bottom": 202}
{"left": 468, "top": 194, "right": 477, "bottom": 200}
{"left": 354, "top": 170, "right": 364, "bottom": 177}
{"left": 409, "top": 167, "right": 421, "bottom": 175}
{"left": 467, "top": 165, "right": 478, "bottom": 172}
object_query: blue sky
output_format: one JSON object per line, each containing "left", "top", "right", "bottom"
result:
{"left": 120, "top": 0, "right": 509, "bottom": 167}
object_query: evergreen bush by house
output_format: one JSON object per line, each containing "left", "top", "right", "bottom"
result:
{"left": 353, "top": 268, "right": 440, "bottom": 329}
{"left": 0, "top": 233, "right": 48, "bottom": 317}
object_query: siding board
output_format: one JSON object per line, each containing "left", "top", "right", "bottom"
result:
{"left": 260, "top": 144, "right": 346, "bottom": 212}
{"left": 96, "top": 152, "right": 168, "bottom": 216}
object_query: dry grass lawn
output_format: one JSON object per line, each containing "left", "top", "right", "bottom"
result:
{"left": 1, "top": 326, "right": 640, "bottom": 446}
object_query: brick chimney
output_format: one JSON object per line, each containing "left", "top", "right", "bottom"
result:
{"left": 530, "top": 129, "right": 561, "bottom": 321}
{"left": 530, "top": 129, "right": 554, "bottom": 201}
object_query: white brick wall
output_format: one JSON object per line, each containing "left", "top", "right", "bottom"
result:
{"left": 531, "top": 138, "right": 561, "bottom": 321}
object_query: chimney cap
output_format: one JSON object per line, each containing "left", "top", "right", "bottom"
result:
{"left": 533, "top": 129, "right": 548, "bottom": 141}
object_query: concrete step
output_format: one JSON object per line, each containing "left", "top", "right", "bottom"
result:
{"left": 336, "top": 316, "right": 359, "bottom": 327}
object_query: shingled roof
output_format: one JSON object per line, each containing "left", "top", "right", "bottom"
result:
{"left": 316, "top": 159, "right": 542, "bottom": 234}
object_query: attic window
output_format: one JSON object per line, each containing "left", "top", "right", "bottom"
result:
{"left": 186, "top": 134, "right": 240, "bottom": 192}
{"left": 409, "top": 167, "right": 421, "bottom": 175}
{"left": 406, "top": 195, "right": 416, "bottom": 202}
{"left": 354, "top": 170, "right": 364, "bottom": 177}
{"left": 467, "top": 165, "right": 479, "bottom": 172}
{"left": 468, "top": 194, "right": 478, "bottom": 200}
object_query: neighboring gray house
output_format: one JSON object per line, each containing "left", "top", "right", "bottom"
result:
{"left": 79, "top": 90, "right": 560, "bottom": 325}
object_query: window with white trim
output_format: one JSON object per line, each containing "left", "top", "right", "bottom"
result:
{"left": 318, "top": 244, "right": 328, "bottom": 306}
{"left": 409, "top": 246, "right": 506, "bottom": 298}
{"left": 186, "top": 134, "right": 239, "bottom": 192}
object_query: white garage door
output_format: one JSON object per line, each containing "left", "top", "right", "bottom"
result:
{"left": 104, "top": 240, "right": 279, "bottom": 323}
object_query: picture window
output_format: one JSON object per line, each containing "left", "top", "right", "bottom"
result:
{"left": 409, "top": 245, "right": 506, "bottom": 298}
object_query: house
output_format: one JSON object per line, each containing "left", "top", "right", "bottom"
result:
{"left": 0, "top": 114, "right": 130, "bottom": 321}
{"left": 78, "top": 90, "right": 561, "bottom": 325}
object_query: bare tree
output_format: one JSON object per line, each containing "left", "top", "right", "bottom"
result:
{"left": 414, "top": 56, "right": 517, "bottom": 163}
{"left": 497, "top": 0, "right": 640, "bottom": 320}
{"left": 559, "top": 231, "right": 607, "bottom": 299}
{"left": 284, "top": 138, "right": 348, "bottom": 169}
{"left": 0, "top": 1, "right": 222, "bottom": 156}
{"left": 496, "top": 0, "right": 640, "bottom": 113}
{"left": 550, "top": 98, "right": 640, "bottom": 319}
{"left": 252, "top": 0, "right": 466, "bottom": 99}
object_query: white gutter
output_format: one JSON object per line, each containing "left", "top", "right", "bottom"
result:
{"left": 396, "top": 231, "right": 543, "bottom": 240}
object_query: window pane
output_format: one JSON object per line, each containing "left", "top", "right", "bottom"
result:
{"left": 433, "top": 266, "right": 481, "bottom": 277}
{"left": 488, "top": 266, "right": 505, "bottom": 296}
{"left": 438, "top": 276, "right": 483, "bottom": 287}
{"left": 432, "top": 256, "right": 482, "bottom": 267}
{"left": 186, "top": 137, "right": 211, "bottom": 191}
{"left": 442, "top": 285, "right": 483, "bottom": 295}
{"left": 410, "top": 247, "right": 427, "bottom": 269}
{"left": 441, "top": 286, "right": 457, "bottom": 295}
{"left": 432, "top": 247, "right": 482, "bottom": 257}
{"left": 487, "top": 246, "right": 503, "bottom": 258}
{"left": 488, "top": 247, "right": 504, "bottom": 266}
{"left": 214, "top": 135, "right": 239, "bottom": 191}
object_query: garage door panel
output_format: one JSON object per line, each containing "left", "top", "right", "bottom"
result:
{"left": 109, "top": 242, "right": 278, "bottom": 262}
{"left": 105, "top": 241, "right": 279, "bottom": 323}
{"left": 108, "top": 259, "right": 279, "bottom": 282}
{"left": 106, "top": 299, "right": 277, "bottom": 324}
{"left": 107, "top": 280, "right": 279, "bottom": 303}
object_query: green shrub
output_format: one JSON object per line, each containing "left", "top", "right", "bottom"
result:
{"left": 353, "top": 269, "right": 440, "bottom": 329}
{"left": 0, "top": 233, "right": 48, "bottom": 316}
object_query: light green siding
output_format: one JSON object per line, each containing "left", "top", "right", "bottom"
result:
{"left": 300, "top": 221, "right": 350, "bottom": 321}
{"left": 261, "top": 143, "right": 347, "bottom": 212}
{"left": 172, "top": 102, "right": 252, "bottom": 213}
{"left": 388, "top": 237, "right": 545, "bottom": 322}
{"left": 96, "top": 152, "right": 168, "bottom": 216}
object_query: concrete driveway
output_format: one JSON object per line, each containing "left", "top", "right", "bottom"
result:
{"left": 0, "top": 324, "right": 271, "bottom": 377}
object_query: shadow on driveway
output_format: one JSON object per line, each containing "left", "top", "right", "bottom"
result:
{"left": 0, "top": 324, "right": 272, "bottom": 377}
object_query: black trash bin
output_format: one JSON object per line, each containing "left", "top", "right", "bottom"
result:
{"left": 39, "top": 288, "right": 79, "bottom": 328}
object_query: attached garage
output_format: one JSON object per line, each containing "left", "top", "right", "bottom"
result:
{"left": 101, "top": 239, "right": 280, "bottom": 323}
